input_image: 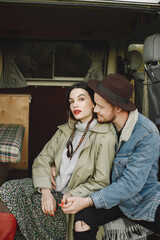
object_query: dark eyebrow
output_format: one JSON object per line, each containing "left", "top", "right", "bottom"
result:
{"left": 78, "top": 94, "right": 86, "bottom": 97}
{"left": 69, "top": 94, "right": 86, "bottom": 100}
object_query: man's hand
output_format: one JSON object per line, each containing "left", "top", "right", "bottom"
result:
{"left": 51, "top": 165, "right": 56, "bottom": 190}
{"left": 41, "top": 188, "right": 56, "bottom": 216}
{"left": 62, "top": 196, "right": 93, "bottom": 214}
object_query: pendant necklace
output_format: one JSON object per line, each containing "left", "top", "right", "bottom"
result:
{"left": 66, "top": 118, "right": 93, "bottom": 159}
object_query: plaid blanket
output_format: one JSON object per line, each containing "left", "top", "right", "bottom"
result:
{"left": 0, "top": 124, "right": 25, "bottom": 163}
{"left": 103, "top": 218, "right": 153, "bottom": 240}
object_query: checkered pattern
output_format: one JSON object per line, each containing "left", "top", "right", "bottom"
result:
{"left": 0, "top": 124, "right": 25, "bottom": 163}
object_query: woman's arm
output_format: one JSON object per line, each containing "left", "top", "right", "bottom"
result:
{"left": 41, "top": 188, "right": 56, "bottom": 216}
{"left": 32, "top": 129, "right": 64, "bottom": 215}
{"left": 32, "top": 129, "right": 62, "bottom": 190}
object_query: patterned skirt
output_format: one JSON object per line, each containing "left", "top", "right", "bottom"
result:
{"left": 0, "top": 178, "right": 67, "bottom": 240}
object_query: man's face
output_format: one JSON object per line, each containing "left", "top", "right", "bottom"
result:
{"left": 94, "top": 93, "right": 117, "bottom": 123}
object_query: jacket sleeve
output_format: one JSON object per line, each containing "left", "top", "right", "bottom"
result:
{"left": 91, "top": 131, "right": 160, "bottom": 209}
{"left": 69, "top": 131, "right": 116, "bottom": 197}
{"left": 32, "top": 129, "right": 62, "bottom": 190}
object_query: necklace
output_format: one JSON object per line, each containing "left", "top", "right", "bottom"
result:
{"left": 66, "top": 118, "right": 93, "bottom": 159}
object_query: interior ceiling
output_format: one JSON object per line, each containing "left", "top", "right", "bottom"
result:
{"left": 0, "top": 2, "right": 153, "bottom": 41}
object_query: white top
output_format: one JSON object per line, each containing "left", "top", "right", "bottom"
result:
{"left": 55, "top": 119, "right": 97, "bottom": 194}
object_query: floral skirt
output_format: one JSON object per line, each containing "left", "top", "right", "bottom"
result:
{"left": 0, "top": 178, "right": 67, "bottom": 240}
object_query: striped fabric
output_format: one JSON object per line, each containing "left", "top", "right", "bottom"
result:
{"left": 0, "top": 124, "right": 25, "bottom": 163}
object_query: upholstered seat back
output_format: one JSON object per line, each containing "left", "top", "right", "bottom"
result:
{"left": 143, "top": 33, "right": 160, "bottom": 128}
{"left": 126, "top": 50, "right": 144, "bottom": 113}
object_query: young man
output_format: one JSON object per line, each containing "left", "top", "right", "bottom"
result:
{"left": 61, "top": 74, "right": 160, "bottom": 240}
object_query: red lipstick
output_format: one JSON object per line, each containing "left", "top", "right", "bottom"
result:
{"left": 73, "top": 110, "right": 82, "bottom": 115}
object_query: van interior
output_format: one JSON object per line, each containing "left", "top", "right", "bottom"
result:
{"left": 0, "top": 0, "right": 159, "bottom": 183}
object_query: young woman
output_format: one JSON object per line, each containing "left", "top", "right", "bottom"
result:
{"left": 0, "top": 82, "right": 116, "bottom": 240}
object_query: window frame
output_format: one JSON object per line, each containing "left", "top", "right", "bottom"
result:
{"left": 15, "top": 39, "right": 108, "bottom": 86}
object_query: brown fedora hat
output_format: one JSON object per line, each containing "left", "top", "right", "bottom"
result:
{"left": 88, "top": 74, "right": 136, "bottom": 111}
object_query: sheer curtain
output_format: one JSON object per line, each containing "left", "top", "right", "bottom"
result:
{"left": 0, "top": 42, "right": 27, "bottom": 88}
{"left": 84, "top": 42, "right": 107, "bottom": 82}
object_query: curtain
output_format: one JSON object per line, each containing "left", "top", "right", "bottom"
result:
{"left": 0, "top": 42, "right": 27, "bottom": 88}
{"left": 84, "top": 42, "right": 107, "bottom": 82}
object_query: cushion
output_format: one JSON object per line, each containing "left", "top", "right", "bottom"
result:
{"left": 0, "top": 124, "right": 25, "bottom": 163}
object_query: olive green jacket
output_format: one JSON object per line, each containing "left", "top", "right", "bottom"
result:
{"left": 32, "top": 122, "right": 116, "bottom": 240}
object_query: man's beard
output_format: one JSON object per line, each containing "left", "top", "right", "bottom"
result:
{"left": 97, "top": 113, "right": 116, "bottom": 123}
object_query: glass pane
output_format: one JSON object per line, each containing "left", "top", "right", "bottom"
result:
{"left": 54, "top": 42, "right": 91, "bottom": 77}
{"left": 128, "top": 44, "right": 144, "bottom": 72}
{"left": 15, "top": 41, "right": 53, "bottom": 78}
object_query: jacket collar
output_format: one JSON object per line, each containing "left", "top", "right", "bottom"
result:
{"left": 120, "top": 109, "right": 138, "bottom": 142}
{"left": 58, "top": 120, "right": 111, "bottom": 136}
{"left": 57, "top": 121, "right": 112, "bottom": 153}
{"left": 92, "top": 122, "right": 111, "bottom": 133}
{"left": 57, "top": 123, "right": 73, "bottom": 136}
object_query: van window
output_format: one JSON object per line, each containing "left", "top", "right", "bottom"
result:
{"left": 128, "top": 43, "right": 144, "bottom": 72}
{"left": 15, "top": 40, "right": 91, "bottom": 85}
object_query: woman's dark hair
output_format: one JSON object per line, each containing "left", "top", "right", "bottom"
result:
{"left": 66, "top": 82, "right": 95, "bottom": 122}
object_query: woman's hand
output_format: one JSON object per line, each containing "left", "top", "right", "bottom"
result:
{"left": 51, "top": 165, "right": 56, "bottom": 190}
{"left": 62, "top": 192, "right": 72, "bottom": 205}
{"left": 58, "top": 192, "right": 72, "bottom": 208}
{"left": 41, "top": 188, "right": 56, "bottom": 216}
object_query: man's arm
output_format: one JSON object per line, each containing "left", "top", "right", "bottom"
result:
{"left": 91, "top": 131, "right": 160, "bottom": 210}
{"left": 62, "top": 131, "right": 160, "bottom": 214}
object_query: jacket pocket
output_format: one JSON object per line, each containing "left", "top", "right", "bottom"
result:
{"left": 112, "top": 155, "right": 132, "bottom": 179}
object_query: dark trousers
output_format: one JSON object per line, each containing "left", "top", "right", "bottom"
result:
{"left": 74, "top": 205, "right": 160, "bottom": 239}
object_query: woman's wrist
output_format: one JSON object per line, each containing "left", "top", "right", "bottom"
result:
{"left": 41, "top": 188, "right": 51, "bottom": 194}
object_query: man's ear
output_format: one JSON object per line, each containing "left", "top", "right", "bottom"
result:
{"left": 116, "top": 106, "right": 123, "bottom": 113}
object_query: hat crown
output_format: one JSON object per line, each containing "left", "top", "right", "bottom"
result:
{"left": 88, "top": 73, "right": 136, "bottom": 111}
{"left": 101, "top": 74, "right": 133, "bottom": 101}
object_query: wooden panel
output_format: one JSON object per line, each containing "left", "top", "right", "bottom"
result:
{"left": 0, "top": 49, "right": 2, "bottom": 78}
{"left": 0, "top": 94, "right": 30, "bottom": 170}
{"left": 0, "top": 162, "right": 7, "bottom": 185}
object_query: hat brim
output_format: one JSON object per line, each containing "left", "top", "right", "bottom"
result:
{"left": 88, "top": 79, "right": 136, "bottom": 111}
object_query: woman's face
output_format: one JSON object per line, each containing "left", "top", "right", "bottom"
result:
{"left": 69, "top": 88, "right": 94, "bottom": 122}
